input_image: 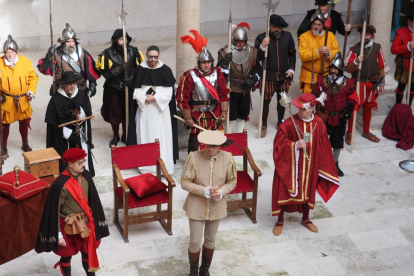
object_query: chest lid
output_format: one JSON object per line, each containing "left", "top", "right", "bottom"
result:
{"left": 22, "top": 147, "right": 61, "bottom": 164}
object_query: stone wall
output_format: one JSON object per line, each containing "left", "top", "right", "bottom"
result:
{"left": 0, "top": 0, "right": 367, "bottom": 50}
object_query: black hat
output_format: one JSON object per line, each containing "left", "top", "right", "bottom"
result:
{"left": 407, "top": 6, "right": 414, "bottom": 21}
{"left": 55, "top": 71, "right": 83, "bottom": 85}
{"left": 111, "top": 29, "right": 132, "bottom": 43}
{"left": 315, "top": 0, "right": 328, "bottom": 5}
{"left": 269, "top": 14, "right": 288, "bottom": 28}
{"left": 356, "top": 24, "right": 376, "bottom": 34}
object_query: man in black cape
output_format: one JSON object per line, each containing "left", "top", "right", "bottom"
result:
{"left": 45, "top": 71, "right": 95, "bottom": 176}
{"left": 297, "top": 0, "right": 351, "bottom": 38}
{"left": 96, "top": 29, "right": 145, "bottom": 147}
{"left": 130, "top": 45, "right": 178, "bottom": 164}
{"left": 35, "top": 148, "right": 109, "bottom": 275}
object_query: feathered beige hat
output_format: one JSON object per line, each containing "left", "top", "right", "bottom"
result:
{"left": 197, "top": 130, "right": 227, "bottom": 146}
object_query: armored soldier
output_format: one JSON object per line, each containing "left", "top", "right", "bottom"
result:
{"left": 218, "top": 22, "right": 262, "bottom": 133}
{"left": 254, "top": 14, "right": 296, "bottom": 137}
{"left": 95, "top": 29, "right": 145, "bottom": 147}
{"left": 177, "top": 30, "right": 230, "bottom": 153}
{"left": 38, "top": 23, "right": 100, "bottom": 99}
{"left": 0, "top": 35, "right": 39, "bottom": 153}
{"left": 314, "top": 53, "right": 357, "bottom": 176}
{"left": 391, "top": 8, "right": 414, "bottom": 106}
{"left": 298, "top": 10, "right": 340, "bottom": 94}
{"left": 344, "top": 24, "right": 385, "bottom": 144}
{"left": 297, "top": 0, "right": 351, "bottom": 39}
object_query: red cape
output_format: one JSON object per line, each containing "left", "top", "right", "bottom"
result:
{"left": 383, "top": 104, "right": 414, "bottom": 150}
{"left": 272, "top": 114, "right": 339, "bottom": 216}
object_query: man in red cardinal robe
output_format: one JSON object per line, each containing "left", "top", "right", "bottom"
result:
{"left": 272, "top": 93, "right": 339, "bottom": 236}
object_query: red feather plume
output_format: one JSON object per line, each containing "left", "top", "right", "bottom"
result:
{"left": 237, "top": 22, "right": 251, "bottom": 30}
{"left": 180, "top": 30, "right": 208, "bottom": 53}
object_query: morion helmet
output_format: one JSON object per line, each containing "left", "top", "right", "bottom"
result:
{"left": 3, "top": 35, "right": 18, "bottom": 53}
{"left": 232, "top": 22, "right": 250, "bottom": 45}
{"left": 310, "top": 10, "right": 326, "bottom": 25}
{"left": 57, "top": 23, "right": 78, "bottom": 43}
{"left": 328, "top": 52, "right": 344, "bottom": 71}
{"left": 180, "top": 30, "right": 214, "bottom": 65}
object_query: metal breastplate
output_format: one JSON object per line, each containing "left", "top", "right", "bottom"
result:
{"left": 232, "top": 46, "right": 250, "bottom": 65}
{"left": 323, "top": 76, "right": 346, "bottom": 96}
{"left": 189, "top": 69, "right": 218, "bottom": 112}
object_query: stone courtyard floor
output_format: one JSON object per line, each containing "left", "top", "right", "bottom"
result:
{"left": 1, "top": 28, "right": 414, "bottom": 276}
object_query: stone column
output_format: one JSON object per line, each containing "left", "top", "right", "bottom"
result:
{"left": 176, "top": 0, "right": 200, "bottom": 82}
{"left": 370, "top": 0, "right": 398, "bottom": 93}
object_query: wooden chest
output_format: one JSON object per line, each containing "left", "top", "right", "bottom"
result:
{"left": 22, "top": 148, "right": 61, "bottom": 178}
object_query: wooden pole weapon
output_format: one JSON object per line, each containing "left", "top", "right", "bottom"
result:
{"left": 226, "top": 11, "right": 232, "bottom": 133}
{"left": 342, "top": 0, "right": 353, "bottom": 54}
{"left": 58, "top": 115, "right": 94, "bottom": 128}
{"left": 174, "top": 115, "right": 206, "bottom": 131}
{"left": 116, "top": 0, "right": 130, "bottom": 140}
{"left": 350, "top": 7, "right": 368, "bottom": 154}
{"left": 49, "top": 0, "right": 56, "bottom": 95}
{"left": 407, "top": 26, "right": 414, "bottom": 106}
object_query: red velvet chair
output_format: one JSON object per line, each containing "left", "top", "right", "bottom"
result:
{"left": 200, "top": 129, "right": 262, "bottom": 223}
{"left": 111, "top": 140, "right": 175, "bottom": 243}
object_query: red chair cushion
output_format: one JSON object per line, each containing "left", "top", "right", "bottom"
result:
{"left": 0, "top": 170, "right": 49, "bottom": 201}
{"left": 115, "top": 187, "right": 169, "bottom": 208}
{"left": 229, "top": 171, "right": 255, "bottom": 194}
{"left": 124, "top": 173, "right": 167, "bottom": 198}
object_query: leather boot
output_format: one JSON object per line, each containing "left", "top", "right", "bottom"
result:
{"left": 21, "top": 141, "right": 32, "bottom": 152}
{"left": 199, "top": 246, "right": 214, "bottom": 276}
{"left": 188, "top": 249, "right": 200, "bottom": 276}
{"left": 336, "top": 162, "right": 344, "bottom": 177}
{"left": 188, "top": 133, "right": 199, "bottom": 154}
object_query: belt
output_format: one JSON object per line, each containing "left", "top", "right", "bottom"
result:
{"left": 189, "top": 99, "right": 218, "bottom": 106}
{"left": 267, "top": 70, "right": 284, "bottom": 77}
{"left": 301, "top": 65, "right": 327, "bottom": 76}
{"left": 1, "top": 91, "right": 27, "bottom": 109}
{"left": 319, "top": 106, "right": 345, "bottom": 117}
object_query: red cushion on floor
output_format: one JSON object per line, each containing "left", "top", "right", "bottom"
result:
{"left": 115, "top": 187, "right": 169, "bottom": 208}
{"left": 229, "top": 171, "right": 255, "bottom": 194}
{"left": 0, "top": 170, "right": 49, "bottom": 201}
{"left": 124, "top": 173, "right": 167, "bottom": 198}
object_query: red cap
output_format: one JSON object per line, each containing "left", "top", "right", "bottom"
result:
{"left": 292, "top": 93, "right": 317, "bottom": 109}
{"left": 62, "top": 148, "right": 87, "bottom": 162}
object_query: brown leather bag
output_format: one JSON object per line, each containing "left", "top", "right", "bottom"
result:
{"left": 64, "top": 213, "right": 90, "bottom": 238}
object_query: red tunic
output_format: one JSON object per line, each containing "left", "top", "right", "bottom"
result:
{"left": 176, "top": 67, "right": 230, "bottom": 133}
{"left": 272, "top": 114, "right": 339, "bottom": 216}
{"left": 314, "top": 75, "right": 357, "bottom": 127}
{"left": 391, "top": 26, "right": 413, "bottom": 72}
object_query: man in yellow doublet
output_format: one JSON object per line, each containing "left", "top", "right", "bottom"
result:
{"left": 0, "top": 35, "right": 38, "bottom": 153}
{"left": 299, "top": 10, "right": 340, "bottom": 94}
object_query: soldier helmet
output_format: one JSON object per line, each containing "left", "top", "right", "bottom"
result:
{"left": 57, "top": 23, "right": 78, "bottom": 44}
{"left": 310, "top": 10, "right": 326, "bottom": 25}
{"left": 315, "top": 0, "right": 335, "bottom": 8}
{"left": 328, "top": 52, "right": 344, "bottom": 71}
{"left": 197, "top": 48, "right": 214, "bottom": 63}
{"left": 232, "top": 22, "right": 250, "bottom": 45}
{"left": 2, "top": 35, "right": 18, "bottom": 53}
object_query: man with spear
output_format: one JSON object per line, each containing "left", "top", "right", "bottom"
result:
{"left": 254, "top": 13, "right": 296, "bottom": 137}
{"left": 298, "top": 10, "right": 340, "bottom": 94}
{"left": 95, "top": 29, "right": 144, "bottom": 147}
{"left": 344, "top": 24, "right": 385, "bottom": 145}
{"left": 218, "top": 21, "right": 262, "bottom": 133}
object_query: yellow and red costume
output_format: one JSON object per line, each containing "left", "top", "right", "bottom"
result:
{"left": 298, "top": 30, "right": 340, "bottom": 93}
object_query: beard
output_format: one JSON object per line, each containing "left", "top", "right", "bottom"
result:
{"left": 271, "top": 30, "right": 281, "bottom": 39}
{"left": 312, "top": 28, "right": 321, "bottom": 36}
{"left": 63, "top": 45, "right": 76, "bottom": 55}
{"left": 364, "top": 39, "right": 370, "bottom": 45}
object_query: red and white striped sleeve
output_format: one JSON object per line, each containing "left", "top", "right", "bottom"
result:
{"left": 344, "top": 49, "right": 357, "bottom": 68}
{"left": 377, "top": 47, "right": 386, "bottom": 69}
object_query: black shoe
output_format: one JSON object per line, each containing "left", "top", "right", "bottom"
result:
{"left": 2, "top": 148, "right": 8, "bottom": 158}
{"left": 109, "top": 137, "right": 120, "bottom": 148}
{"left": 21, "top": 142, "right": 32, "bottom": 152}
{"left": 336, "top": 162, "right": 344, "bottom": 177}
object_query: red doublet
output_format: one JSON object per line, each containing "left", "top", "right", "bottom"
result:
{"left": 272, "top": 114, "right": 339, "bottom": 216}
{"left": 391, "top": 26, "right": 413, "bottom": 72}
{"left": 176, "top": 67, "right": 230, "bottom": 133}
{"left": 314, "top": 76, "right": 357, "bottom": 126}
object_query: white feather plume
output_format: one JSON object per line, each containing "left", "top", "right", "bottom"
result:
{"left": 316, "top": 92, "right": 327, "bottom": 106}
{"left": 303, "top": 102, "right": 312, "bottom": 110}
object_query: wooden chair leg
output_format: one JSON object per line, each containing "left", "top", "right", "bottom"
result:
{"left": 123, "top": 193, "right": 129, "bottom": 243}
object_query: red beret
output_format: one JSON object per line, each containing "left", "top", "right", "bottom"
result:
{"left": 62, "top": 148, "right": 87, "bottom": 162}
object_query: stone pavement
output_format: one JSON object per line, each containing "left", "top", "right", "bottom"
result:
{"left": 1, "top": 28, "right": 414, "bottom": 276}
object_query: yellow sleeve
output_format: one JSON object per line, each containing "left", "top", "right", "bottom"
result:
{"left": 26, "top": 59, "right": 39, "bottom": 94}
{"left": 96, "top": 55, "right": 113, "bottom": 71}
{"left": 299, "top": 34, "right": 320, "bottom": 62}
{"left": 136, "top": 50, "right": 145, "bottom": 66}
